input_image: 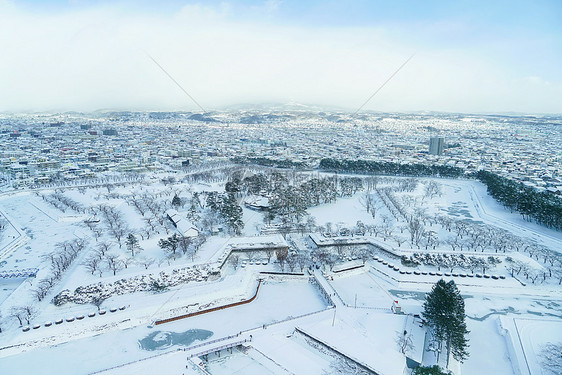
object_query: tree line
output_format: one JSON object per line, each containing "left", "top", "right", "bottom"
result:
{"left": 315, "top": 158, "right": 562, "bottom": 231}
{"left": 319, "top": 158, "right": 465, "bottom": 178}
{"left": 321, "top": 159, "right": 562, "bottom": 230}
{"left": 475, "top": 170, "right": 562, "bottom": 230}
{"left": 231, "top": 156, "right": 307, "bottom": 169}
{"left": 231, "top": 157, "right": 562, "bottom": 233}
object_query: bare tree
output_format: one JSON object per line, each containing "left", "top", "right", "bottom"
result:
{"left": 359, "top": 192, "right": 380, "bottom": 218}
{"left": 83, "top": 254, "right": 102, "bottom": 275}
{"left": 381, "top": 221, "right": 394, "bottom": 241}
{"left": 276, "top": 247, "right": 289, "bottom": 271}
{"left": 108, "top": 217, "right": 128, "bottom": 248}
{"left": 139, "top": 257, "right": 155, "bottom": 270}
{"left": 423, "top": 230, "right": 439, "bottom": 250}
{"left": 407, "top": 218, "right": 424, "bottom": 247}
{"left": 312, "top": 247, "right": 330, "bottom": 269}
{"left": 13, "top": 306, "right": 36, "bottom": 325}
{"left": 143, "top": 216, "right": 157, "bottom": 234}
{"left": 229, "top": 254, "right": 240, "bottom": 270}
{"left": 165, "top": 251, "right": 180, "bottom": 265}
{"left": 396, "top": 329, "right": 415, "bottom": 355}
{"left": 10, "top": 307, "right": 25, "bottom": 326}
{"left": 295, "top": 253, "right": 308, "bottom": 271}
{"left": 357, "top": 247, "right": 371, "bottom": 264}
{"left": 539, "top": 342, "right": 562, "bottom": 375}
{"left": 326, "top": 252, "right": 337, "bottom": 271}
{"left": 393, "top": 235, "right": 407, "bottom": 248}
{"left": 306, "top": 215, "right": 317, "bottom": 232}
{"left": 128, "top": 195, "right": 147, "bottom": 216}
{"left": 424, "top": 180, "right": 442, "bottom": 199}
{"left": 31, "top": 278, "right": 54, "bottom": 301}
{"left": 367, "top": 224, "right": 379, "bottom": 237}
{"left": 445, "top": 237, "right": 460, "bottom": 252}
{"left": 286, "top": 254, "right": 297, "bottom": 272}
{"left": 68, "top": 238, "right": 87, "bottom": 256}
{"left": 246, "top": 251, "right": 257, "bottom": 262}
{"left": 96, "top": 241, "right": 113, "bottom": 257}
{"left": 178, "top": 236, "right": 193, "bottom": 255}
{"left": 122, "top": 256, "right": 135, "bottom": 269}
{"left": 139, "top": 225, "right": 152, "bottom": 240}
{"left": 91, "top": 294, "right": 107, "bottom": 311}
{"left": 333, "top": 239, "right": 348, "bottom": 258}
{"left": 92, "top": 226, "right": 103, "bottom": 241}
{"left": 105, "top": 254, "right": 124, "bottom": 276}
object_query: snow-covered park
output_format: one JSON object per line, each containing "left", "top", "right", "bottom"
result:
{"left": 0, "top": 170, "right": 561, "bottom": 374}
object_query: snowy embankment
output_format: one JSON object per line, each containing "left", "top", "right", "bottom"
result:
{"left": 467, "top": 181, "right": 562, "bottom": 250}
{"left": 497, "top": 317, "right": 562, "bottom": 375}
{"left": 0, "top": 279, "right": 328, "bottom": 375}
{"left": 53, "top": 264, "right": 216, "bottom": 306}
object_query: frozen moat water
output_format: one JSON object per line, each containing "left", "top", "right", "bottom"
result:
{"left": 139, "top": 329, "right": 213, "bottom": 351}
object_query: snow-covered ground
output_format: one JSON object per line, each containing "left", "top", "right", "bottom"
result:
{"left": 0, "top": 279, "right": 327, "bottom": 374}
{"left": 0, "top": 175, "right": 561, "bottom": 375}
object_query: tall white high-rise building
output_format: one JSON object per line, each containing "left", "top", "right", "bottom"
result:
{"left": 429, "top": 137, "right": 444, "bottom": 155}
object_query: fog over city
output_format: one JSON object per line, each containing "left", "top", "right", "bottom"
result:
{"left": 1, "top": 0, "right": 561, "bottom": 113}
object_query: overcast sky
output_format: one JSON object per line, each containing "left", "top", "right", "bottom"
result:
{"left": 1, "top": 0, "right": 561, "bottom": 113}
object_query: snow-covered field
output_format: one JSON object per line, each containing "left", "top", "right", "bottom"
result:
{"left": 0, "top": 174, "right": 560, "bottom": 375}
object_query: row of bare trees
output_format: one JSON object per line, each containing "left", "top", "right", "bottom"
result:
{"left": 505, "top": 256, "right": 562, "bottom": 285}
{"left": 82, "top": 241, "right": 123, "bottom": 277}
{"left": 10, "top": 305, "right": 36, "bottom": 327}
{"left": 37, "top": 172, "right": 147, "bottom": 191}
{"left": 31, "top": 239, "right": 87, "bottom": 302}
{"left": 41, "top": 192, "right": 85, "bottom": 213}
{"left": 403, "top": 253, "right": 501, "bottom": 273}
{"left": 227, "top": 247, "right": 306, "bottom": 273}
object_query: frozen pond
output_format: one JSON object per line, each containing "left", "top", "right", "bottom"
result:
{"left": 139, "top": 329, "right": 213, "bottom": 351}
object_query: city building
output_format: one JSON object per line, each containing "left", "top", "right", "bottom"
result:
{"left": 429, "top": 137, "right": 444, "bottom": 156}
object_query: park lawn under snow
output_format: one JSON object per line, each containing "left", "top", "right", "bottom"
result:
{"left": 1, "top": 175, "right": 562, "bottom": 375}
{"left": 506, "top": 318, "right": 562, "bottom": 375}
{"left": 297, "top": 309, "right": 413, "bottom": 375}
{"left": 307, "top": 193, "right": 379, "bottom": 229}
{"left": 329, "top": 270, "right": 396, "bottom": 309}
{"left": 0, "top": 192, "right": 83, "bottom": 271}
{"left": 459, "top": 317, "right": 515, "bottom": 375}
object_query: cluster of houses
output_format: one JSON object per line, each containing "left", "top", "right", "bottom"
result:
{"left": 0, "top": 111, "right": 560, "bottom": 196}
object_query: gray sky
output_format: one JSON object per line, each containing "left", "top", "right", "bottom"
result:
{"left": 1, "top": 1, "right": 561, "bottom": 114}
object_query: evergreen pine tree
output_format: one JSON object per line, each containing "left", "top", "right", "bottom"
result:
{"left": 171, "top": 194, "right": 182, "bottom": 208}
{"left": 423, "top": 279, "right": 469, "bottom": 366}
{"left": 125, "top": 233, "right": 140, "bottom": 257}
{"left": 221, "top": 193, "right": 244, "bottom": 234}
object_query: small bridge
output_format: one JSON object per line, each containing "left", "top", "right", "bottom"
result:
{"left": 0, "top": 268, "right": 39, "bottom": 279}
